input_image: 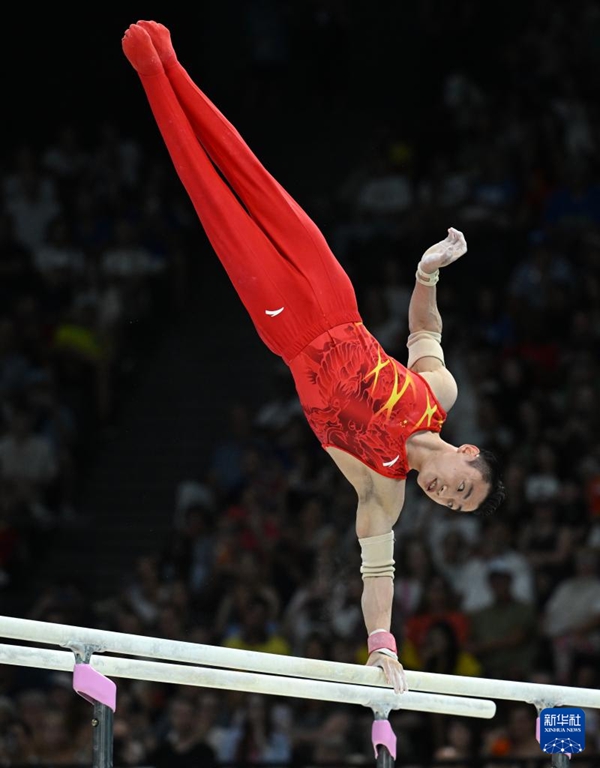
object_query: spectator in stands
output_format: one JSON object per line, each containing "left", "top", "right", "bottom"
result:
{"left": 149, "top": 693, "right": 217, "bottom": 768}
{"left": 42, "top": 124, "right": 89, "bottom": 194}
{"left": 542, "top": 547, "right": 600, "bottom": 683}
{"left": 517, "top": 500, "right": 575, "bottom": 602}
{"left": 402, "top": 574, "right": 470, "bottom": 662}
{"left": 462, "top": 147, "right": 520, "bottom": 230}
{"left": 572, "top": 656, "right": 600, "bottom": 753}
{"left": 52, "top": 299, "right": 113, "bottom": 423}
{"left": 460, "top": 520, "right": 535, "bottom": 612}
{"left": 208, "top": 402, "right": 258, "bottom": 496}
{"left": 430, "top": 529, "right": 482, "bottom": 610}
{"left": 294, "top": 706, "right": 360, "bottom": 767}
{"left": 162, "top": 498, "right": 216, "bottom": 596}
{"left": 468, "top": 565, "right": 538, "bottom": 680}
{"left": 509, "top": 230, "right": 575, "bottom": 312}
{"left": 193, "top": 692, "right": 230, "bottom": 760}
{"left": 154, "top": 601, "right": 187, "bottom": 640}
{"left": 331, "top": 144, "right": 414, "bottom": 259}
{"left": 23, "top": 368, "right": 78, "bottom": 521}
{"left": 223, "top": 594, "right": 291, "bottom": 655}
{"left": 484, "top": 703, "right": 542, "bottom": 760}
{"left": 32, "top": 216, "right": 85, "bottom": 321}
{"left": 402, "top": 619, "right": 482, "bottom": 677}
{"left": 124, "top": 554, "right": 166, "bottom": 627}
{"left": 99, "top": 218, "right": 165, "bottom": 323}
{"left": 0, "top": 704, "right": 35, "bottom": 765}
{"left": 283, "top": 568, "right": 335, "bottom": 653}
{"left": 328, "top": 571, "right": 365, "bottom": 645}
{"left": 524, "top": 442, "right": 562, "bottom": 505}
{"left": 31, "top": 708, "right": 89, "bottom": 765}
{"left": 3, "top": 145, "right": 57, "bottom": 204}
{"left": 0, "top": 403, "right": 59, "bottom": 525}
{"left": 4, "top": 161, "right": 61, "bottom": 253}
{"left": 393, "top": 536, "right": 437, "bottom": 627}
{"left": 90, "top": 120, "right": 143, "bottom": 191}
{"left": 216, "top": 550, "right": 281, "bottom": 640}
{"left": 216, "top": 694, "right": 292, "bottom": 764}
{"left": 434, "top": 717, "right": 481, "bottom": 767}
{"left": 542, "top": 163, "right": 600, "bottom": 231}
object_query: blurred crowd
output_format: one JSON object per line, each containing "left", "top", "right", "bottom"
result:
{"left": 0, "top": 117, "right": 192, "bottom": 601}
{"left": 1, "top": 1, "right": 600, "bottom": 766}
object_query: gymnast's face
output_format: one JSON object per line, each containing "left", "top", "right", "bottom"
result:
{"left": 416, "top": 444, "right": 489, "bottom": 513}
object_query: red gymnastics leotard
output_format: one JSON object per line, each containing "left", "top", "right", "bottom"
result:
{"left": 123, "top": 23, "right": 446, "bottom": 480}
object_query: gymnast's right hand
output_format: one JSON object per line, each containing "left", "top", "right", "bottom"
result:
{"left": 366, "top": 650, "right": 408, "bottom": 694}
{"left": 420, "top": 227, "right": 467, "bottom": 273}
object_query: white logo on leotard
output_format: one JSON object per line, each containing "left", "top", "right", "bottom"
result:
{"left": 382, "top": 455, "right": 400, "bottom": 467}
{"left": 265, "top": 307, "right": 285, "bottom": 317}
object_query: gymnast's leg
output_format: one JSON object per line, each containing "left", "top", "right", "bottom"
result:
{"left": 122, "top": 24, "right": 325, "bottom": 358}
{"left": 134, "top": 20, "right": 359, "bottom": 327}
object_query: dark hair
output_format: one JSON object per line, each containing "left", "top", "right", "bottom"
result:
{"left": 468, "top": 448, "right": 506, "bottom": 517}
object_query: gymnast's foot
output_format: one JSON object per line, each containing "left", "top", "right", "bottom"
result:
{"left": 122, "top": 23, "right": 163, "bottom": 76}
{"left": 137, "top": 20, "right": 177, "bottom": 69}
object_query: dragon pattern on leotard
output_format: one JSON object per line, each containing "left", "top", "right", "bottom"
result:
{"left": 289, "top": 323, "right": 446, "bottom": 479}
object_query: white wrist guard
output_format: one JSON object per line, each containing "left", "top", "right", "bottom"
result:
{"left": 416, "top": 264, "right": 439, "bottom": 286}
{"left": 359, "top": 532, "right": 395, "bottom": 579}
{"left": 373, "top": 648, "right": 399, "bottom": 660}
{"left": 407, "top": 329, "right": 445, "bottom": 368}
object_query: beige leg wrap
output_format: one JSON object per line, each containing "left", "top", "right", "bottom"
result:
{"left": 407, "top": 330, "right": 445, "bottom": 368}
{"left": 359, "top": 531, "right": 395, "bottom": 579}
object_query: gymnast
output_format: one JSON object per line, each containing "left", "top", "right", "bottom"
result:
{"left": 122, "top": 20, "right": 505, "bottom": 694}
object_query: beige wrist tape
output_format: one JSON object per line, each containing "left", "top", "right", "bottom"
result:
{"left": 407, "top": 329, "right": 445, "bottom": 368}
{"left": 359, "top": 532, "right": 395, "bottom": 579}
{"left": 416, "top": 265, "right": 440, "bottom": 286}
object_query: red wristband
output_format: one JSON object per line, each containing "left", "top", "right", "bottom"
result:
{"left": 367, "top": 631, "right": 397, "bottom": 655}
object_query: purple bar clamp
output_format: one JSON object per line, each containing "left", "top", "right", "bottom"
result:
{"left": 372, "top": 719, "right": 397, "bottom": 760}
{"left": 73, "top": 664, "right": 117, "bottom": 711}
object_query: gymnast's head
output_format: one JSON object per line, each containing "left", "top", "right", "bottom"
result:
{"left": 417, "top": 445, "right": 505, "bottom": 515}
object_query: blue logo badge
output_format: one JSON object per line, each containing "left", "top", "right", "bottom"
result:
{"left": 539, "top": 707, "right": 585, "bottom": 754}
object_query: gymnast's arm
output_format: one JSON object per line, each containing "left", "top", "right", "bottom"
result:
{"left": 405, "top": 227, "right": 467, "bottom": 410}
{"left": 356, "top": 481, "right": 407, "bottom": 694}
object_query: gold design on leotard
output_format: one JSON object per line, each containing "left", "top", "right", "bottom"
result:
{"left": 364, "top": 346, "right": 419, "bottom": 421}
{"left": 413, "top": 390, "right": 438, "bottom": 429}
{"left": 375, "top": 363, "right": 416, "bottom": 420}
{"left": 365, "top": 349, "right": 390, "bottom": 391}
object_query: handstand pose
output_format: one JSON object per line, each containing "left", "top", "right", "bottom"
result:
{"left": 122, "top": 21, "right": 505, "bottom": 693}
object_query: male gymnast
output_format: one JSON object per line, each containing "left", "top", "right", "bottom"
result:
{"left": 122, "top": 20, "right": 505, "bottom": 693}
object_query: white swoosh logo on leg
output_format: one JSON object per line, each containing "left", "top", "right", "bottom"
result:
{"left": 382, "top": 455, "right": 400, "bottom": 467}
{"left": 265, "top": 307, "right": 285, "bottom": 317}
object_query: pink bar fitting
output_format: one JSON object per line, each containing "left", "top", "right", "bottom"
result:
{"left": 372, "top": 719, "right": 397, "bottom": 759}
{"left": 73, "top": 664, "right": 117, "bottom": 712}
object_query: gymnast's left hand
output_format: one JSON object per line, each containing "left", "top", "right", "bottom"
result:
{"left": 366, "top": 650, "right": 408, "bottom": 694}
